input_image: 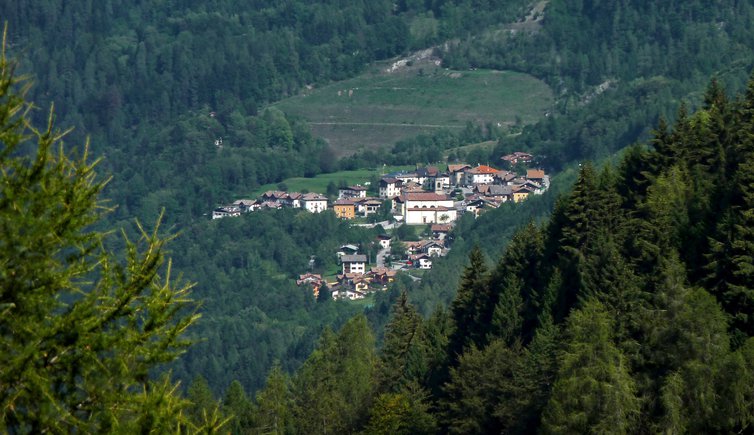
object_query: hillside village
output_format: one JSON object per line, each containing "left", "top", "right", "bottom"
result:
{"left": 212, "top": 154, "right": 549, "bottom": 300}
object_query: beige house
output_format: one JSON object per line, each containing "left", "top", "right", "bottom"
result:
{"left": 396, "top": 192, "right": 457, "bottom": 225}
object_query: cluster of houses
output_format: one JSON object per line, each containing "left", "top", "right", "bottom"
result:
{"left": 212, "top": 153, "right": 548, "bottom": 224}
{"left": 211, "top": 185, "right": 387, "bottom": 220}
{"left": 296, "top": 227, "right": 451, "bottom": 300}
{"left": 295, "top": 249, "right": 400, "bottom": 301}
{"left": 205, "top": 150, "right": 552, "bottom": 301}
{"left": 379, "top": 160, "right": 549, "bottom": 224}
{"left": 212, "top": 191, "right": 330, "bottom": 219}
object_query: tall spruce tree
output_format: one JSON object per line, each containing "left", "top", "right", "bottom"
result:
{"left": 447, "top": 246, "right": 490, "bottom": 362}
{"left": 542, "top": 299, "right": 639, "bottom": 434}
{"left": 376, "top": 292, "right": 426, "bottom": 394}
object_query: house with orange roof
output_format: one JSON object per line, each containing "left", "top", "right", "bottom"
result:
{"left": 464, "top": 165, "right": 502, "bottom": 185}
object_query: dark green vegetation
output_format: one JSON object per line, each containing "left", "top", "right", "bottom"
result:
{"left": 6, "top": 0, "right": 754, "bottom": 431}
{"left": 1, "top": 0, "right": 532, "bottom": 226}
{"left": 0, "top": 40, "right": 212, "bottom": 433}
{"left": 273, "top": 64, "right": 553, "bottom": 156}
{"left": 209, "top": 77, "right": 754, "bottom": 434}
{"left": 341, "top": 0, "right": 754, "bottom": 171}
{"left": 168, "top": 209, "right": 380, "bottom": 392}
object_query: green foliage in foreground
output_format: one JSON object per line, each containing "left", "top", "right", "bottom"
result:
{"left": 0, "top": 37, "right": 207, "bottom": 432}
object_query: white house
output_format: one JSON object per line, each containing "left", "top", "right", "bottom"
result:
{"left": 379, "top": 177, "right": 403, "bottom": 199}
{"left": 409, "top": 253, "right": 432, "bottom": 269}
{"left": 338, "top": 185, "right": 368, "bottom": 199}
{"left": 377, "top": 234, "right": 392, "bottom": 249}
{"left": 212, "top": 206, "right": 242, "bottom": 219}
{"left": 232, "top": 199, "right": 257, "bottom": 212}
{"left": 464, "top": 165, "right": 501, "bottom": 185}
{"left": 341, "top": 254, "right": 367, "bottom": 275}
{"left": 281, "top": 192, "right": 302, "bottom": 208}
{"left": 301, "top": 193, "right": 328, "bottom": 213}
{"left": 396, "top": 192, "right": 457, "bottom": 225}
{"left": 332, "top": 288, "right": 366, "bottom": 300}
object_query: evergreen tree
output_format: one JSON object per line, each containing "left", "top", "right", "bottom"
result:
{"left": 186, "top": 375, "right": 224, "bottom": 430}
{"left": 375, "top": 292, "right": 426, "bottom": 394}
{"left": 0, "top": 35, "right": 200, "bottom": 433}
{"left": 542, "top": 299, "right": 639, "bottom": 434}
{"left": 447, "top": 246, "right": 490, "bottom": 362}
{"left": 222, "top": 380, "right": 253, "bottom": 434}
{"left": 487, "top": 222, "right": 544, "bottom": 343}
{"left": 253, "top": 365, "right": 293, "bottom": 435}
{"left": 364, "top": 384, "right": 436, "bottom": 435}
{"left": 442, "top": 339, "right": 524, "bottom": 435}
{"left": 292, "top": 315, "right": 376, "bottom": 433}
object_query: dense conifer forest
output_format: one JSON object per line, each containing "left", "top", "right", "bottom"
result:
{"left": 221, "top": 77, "right": 754, "bottom": 434}
{"left": 4, "top": 0, "right": 754, "bottom": 432}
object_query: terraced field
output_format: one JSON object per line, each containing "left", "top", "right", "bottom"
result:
{"left": 272, "top": 54, "right": 553, "bottom": 157}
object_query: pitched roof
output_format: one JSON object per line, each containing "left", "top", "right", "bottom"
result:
{"left": 341, "top": 254, "right": 367, "bottom": 263}
{"left": 334, "top": 199, "right": 357, "bottom": 206}
{"left": 416, "top": 166, "right": 439, "bottom": 177}
{"left": 448, "top": 164, "right": 471, "bottom": 173}
{"left": 527, "top": 169, "right": 546, "bottom": 179}
{"left": 302, "top": 193, "right": 327, "bottom": 200}
{"left": 402, "top": 192, "right": 450, "bottom": 201}
{"left": 341, "top": 185, "right": 367, "bottom": 191}
{"left": 431, "top": 224, "right": 452, "bottom": 232}
{"left": 487, "top": 185, "right": 513, "bottom": 196}
{"left": 233, "top": 199, "right": 256, "bottom": 206}
{"left": 466, "top": 165, "right": 500, "bottom": 174}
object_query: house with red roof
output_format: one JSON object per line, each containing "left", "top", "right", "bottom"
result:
{"left": 464, "top": 165, "right": 502, "bottom": 185}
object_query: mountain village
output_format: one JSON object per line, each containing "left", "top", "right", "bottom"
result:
{"left": 211, "top": 153, "right": 549, "bottom": 300}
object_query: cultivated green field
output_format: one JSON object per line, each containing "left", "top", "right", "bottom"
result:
{"left": 272, "top": 55, "right": 553, "bottom": 157}
{"left": 250, "top": 165, "right": 415, "bottom": 197}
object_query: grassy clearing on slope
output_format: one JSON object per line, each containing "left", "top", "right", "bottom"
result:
{"left": 442, "top": 140, "right": 500, "bottom": 160}
{"left": 272, "top": 56, "right": 553, "bottom": 157}
{"left": 249, "top": 166, "right": 415, "bottom": 197}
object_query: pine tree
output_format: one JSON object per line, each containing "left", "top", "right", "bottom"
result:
{"left": 222, "top": 380, "right": 253, "bottom": 434}
{"left": 487, "top": 222, "right": 544, "bottom": 343}
{"left": 542, "top": 299, "right": 639, "bottom": 434}
{"left": 375, "top": 292, "right": 425, "bottom": 394}
{"left": 292, "top": 315, "right": 376, "bottom": 433}
{"left": 0, "top": 30, "right": 200, "bottom": 433}
{"left": 447, "top": 246, "right": 490, "bottom": 363}
{"left": 253, "top": 365, "right": 293, "bottom": 435}
{"left": 442, "top": 339, "right": 524, "bottom": 435}
{"left": 364, "top": 383, "right": 436, "bottom": 435}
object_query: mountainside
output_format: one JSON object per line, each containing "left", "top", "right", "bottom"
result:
{"left": 238, "top": 76, "right": 754, "bottom": 434}
{"left": 5, "top": 0, "right": 754, "bottom": 417}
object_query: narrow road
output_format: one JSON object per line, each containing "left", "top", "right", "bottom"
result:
{"left": 376, "top": 247, "right": 388, "bottom": 268}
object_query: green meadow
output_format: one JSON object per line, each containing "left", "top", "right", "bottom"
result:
{"left": 272, "top": 56, "right": 553, "bottom": 156}
{"left": 249, "top": 166, "right": 415, "bottom": 197}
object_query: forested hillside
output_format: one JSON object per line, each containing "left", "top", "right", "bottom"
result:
{"left": 388, "top": 0, "right": 754, "bottom": 316}
{"left": 222, "top": 77, "right": 754, "bottom": 434}
{"left": 6, "top": 0, "right": 754, "bottom": 413}
{"left": 1, "top": 0, "right": 531, "bottom": 225}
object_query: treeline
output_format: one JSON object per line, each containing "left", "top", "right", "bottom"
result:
{"left": 194, "top": 77, "right": 754, "bottom": 433}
